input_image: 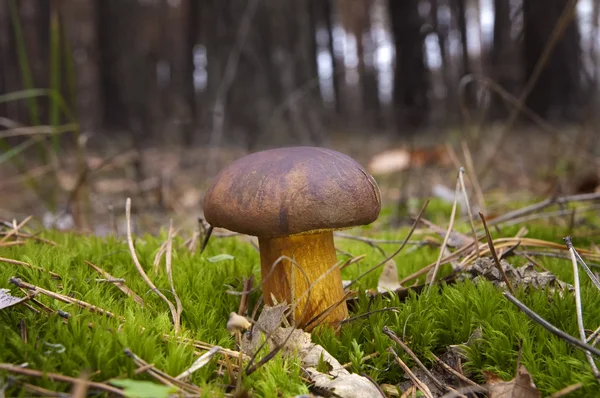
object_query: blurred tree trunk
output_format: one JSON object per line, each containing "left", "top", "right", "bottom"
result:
{"left": 431, "top": 0, "right": 454, "bottom": 122}
{"left": 203, "top": 0, "right": 325, "bottom": 151}
{"left": 489, "top": 0, "right": 517, "bottom": 119}
{"left": 0, "top": 0, "right": 22, "bottom": 123}
{"left": 523, "top": 0, "right": 583, "bottom": 121}
{"left": 388, "top": 0, "right": 429, "bottom": 130}
{"left": 97, "top": 0, "right": 126, "bottom": 130}
{"left": 323, "top": 0, "right": 343, "bottom": 115}
{"left": 455, "top": 0, "right": 474, "bottom": 107}
{"left": 339, "top": 0, "right": 381, "bottom": 128}
{"left": 61, "top": 0, "right": 102, "bottom": 133}
{"left": 182, "top": 0, "right": 199, "bottom": 146}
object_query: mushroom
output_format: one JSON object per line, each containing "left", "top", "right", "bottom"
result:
{"left": 203, "top": 146, "right": 381, "bottom": 330}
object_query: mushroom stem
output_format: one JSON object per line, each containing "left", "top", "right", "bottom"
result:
{"left": 258, "top": 231, "right": 348, "bottom": 330}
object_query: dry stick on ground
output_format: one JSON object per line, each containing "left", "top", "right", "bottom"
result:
{"left": 0, "top": 363, "right": 125, "bottom": 396}
{"left": 387, "top": 347, "right": 434, "bottom": 398}
{"left": 165, "top": 220, "right": 183, "bottom": 330}
{"left": 85, "top": 261, "right": 144, "bottom": 306}
{"left": 0, "top": 256, "right": 61, "bottom": 279}
{"left": 457, "top": 167, "right": 480, "bottom": 258}
{"left": 345, "top": 200, "right": 430, "bottom": 291}
{"left": 430, "top": 353, "right": 478, "bottom": 387}
{"left": 0, "top": 232, "right": 57, "bottom": 246}
{"left": 565, "top": 236, "right": 600, "bottom": 377}
{"left": 9, "top": 277, "right": 124, "bottom": 320}
{"left": 124, "top": 348, "right": 202, "bottom": 394}
{"left": 547, "top": 382, "right": 584, "bottom": 398}
{"left": 382, "top": 326, "right": 452, "bottom": 394}
{"left": 0, "top": 215, "right": 32, "bottom": 243}
{"left": 479, "top": 212, "right": 515, "bottom": 295}
{"left": 428, "top": 173, "right": 461, "bottom": 287}
{"left": 503, "top": 291, "right": 600, "bottom": 357}
{"left": 125, "top": 198, "right": 180, "bottom": 333}
{"left": 487, "top": 192, "right": 600, "bottom": 227}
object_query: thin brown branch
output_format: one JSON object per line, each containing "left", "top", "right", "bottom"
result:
{"left": 383, "top": 326, "right": 450, "bottom": 393}
{"left": 479, "top": 212, "right": 514, "bottom": 294}
{"left": 387, "top": 347, "right": 434, "bottom": 398}
{"left": 9, "top": 277, "right": 124, "bottom": 320}
{"left": 85, "top": 261, "right": 144, "bottom": 306}
{"left": 0, "top": 256, "right": 61, "bottom": 279}
{"left": 0, "top": 363, "right": 125, "bottom": 396}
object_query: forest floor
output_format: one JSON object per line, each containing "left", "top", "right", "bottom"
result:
{"left": 1, "top": 128, "right": 600, "bottom": 397}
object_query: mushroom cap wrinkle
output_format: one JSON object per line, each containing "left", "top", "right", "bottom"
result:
{"left": 203, "top": 146, "right": 381, "bottom": 237}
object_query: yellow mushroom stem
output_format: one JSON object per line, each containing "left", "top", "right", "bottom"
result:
{"left": 258, "top": 230, "right": 348, "bottom": 331}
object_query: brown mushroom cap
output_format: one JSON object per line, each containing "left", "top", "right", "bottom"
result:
{"left": 203, "top": 146, "right": 381, "bottom": 237}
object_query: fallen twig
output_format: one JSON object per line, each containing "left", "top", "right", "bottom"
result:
{"left": 383, "top": 326, "right": 451, "bottom": 393}
{"left": 0, "top": 363, "right": 124, "bottom": 396}
{"left": 9, "top": 277, "right": 124, "bottom": 320}
{"left": 387, "top": 347, "right": 434, "bottom": 398}
{"left": 85, "top": 261, "right": 144, "bottom": 306}
{"left": 0, "top": 256, "right": 61, "bottom": 279}
{"left": 503, "top": 291, "right": 600, "bottom": 357}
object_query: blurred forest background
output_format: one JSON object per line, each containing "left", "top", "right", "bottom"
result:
{"left": 1, "top": 0, "right": 600, "bottom": 231}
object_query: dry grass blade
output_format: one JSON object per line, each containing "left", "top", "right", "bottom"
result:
{"left": 479, "top": 212, "right": 514, "bottom": 294}
{"left": 9, "top": 277, "right": 124, "bottom": 320}
{"left": 176, "top": 346, "right": 221, "bottom": 381}
{"left": 387, "top": 347, "right": 434, "bottom": 398}
{"left": 428, "top": 173, "right": 460, "bottom": 286}
{"left": 125, "top": 198, "right": 180, "bottom": 333}
{"left": 0, "top": 256, "right": 61, "bottom": 279}
{"left": 458, "top": 167, "right": 480, "bottom": 258}
{"left": 565, "top": 236, "right": 599, "bottom": 376}
{"left": 85, "top": 261, "right": 144, "bottom": 306}
{"left": 161, "top": 335, "right": 251, "bottom": 361}
{"left": 165, "top": 220, "right": 183, "bottom": 333}
{"left": 0, "top": 363, "right": 125, "bottom": 396}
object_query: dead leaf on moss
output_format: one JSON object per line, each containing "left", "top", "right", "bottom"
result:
{"left": 484, "top": 365, "right": 541, "bottom": 398}
{"left": 462, "top": 258, "right": 572, "bottom": 293}
{"left": 242, "top": 304, "right": 383, "bottom": 398}
{"left": 0, "top": 288, "right": 28, "bottom": 310}
{"left": 377, "top": 259, "right": 402, "bottom": 292}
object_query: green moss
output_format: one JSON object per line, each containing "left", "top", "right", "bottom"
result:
{"left": 1, "top": 206, "right": 599, "bottom": 396}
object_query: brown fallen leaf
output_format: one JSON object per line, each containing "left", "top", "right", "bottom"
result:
{"left": 484, "top": 365, "right": 541, "bottom": 398}
{"left": 0, "top": 288, "right": 28, "bottom": 310}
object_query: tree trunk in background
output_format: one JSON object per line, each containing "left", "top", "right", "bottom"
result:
{"left": 489, "top": 0, "right": 518, "bottom": 119}
{"left": 0, "top": 0, "right": 22, "bottom": 124}
{"left": 338, "top": 0, "right": 381, "bottom": 128}
{"left": 523, "top": 0, "right": 583, "bottom": 122}
{"left": 202, "top": 0, "right": 325, "bottom": 151}
{"left": 455, "top": 0, "right": 474, "bottom": 107}
{"left": 322, "top": 0, "right": 343, "bottom": 115}
{"left": 431, "top": 0, "right": 454, "bottom": 122}
{"left": 97, "top": 0, "right": 126, "bottom": 130}
{"left": 388, "top": 0, "right": 429, "bottom": 130}
{"left": 12, "top": 0, "right": 50, "bottom": 124}
{"left": 61, "top": 0, "right": 102, "bottom": 133}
